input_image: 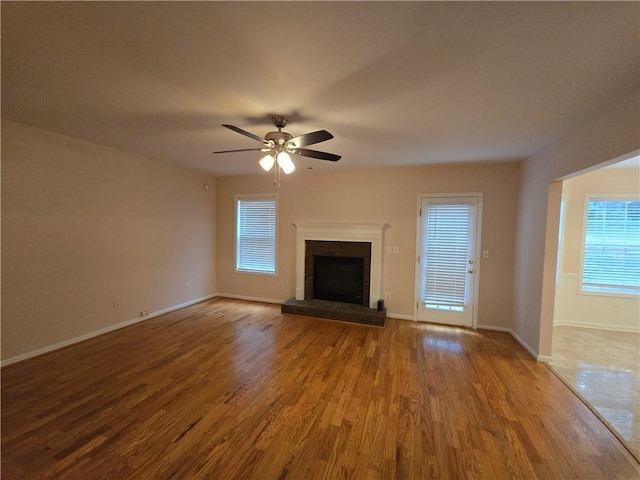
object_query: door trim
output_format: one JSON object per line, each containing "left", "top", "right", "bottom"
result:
{"left": 414, "top": 193, "right": 484, "bottom": 328}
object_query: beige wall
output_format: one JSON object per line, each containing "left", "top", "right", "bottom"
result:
{"left": 513, "top": 90, "right": 640, "bottom": 358}
{"left": 1, "top": 121, "right": 217, "bottom": 362}
{"left": 554, "top": 274, "right": 640, "bottom": 332}
{"left": 553, "top": 165, "right": 640, "bottom": 332}
{"left": 216, "top": 162, "right": 520, "bottom": 329}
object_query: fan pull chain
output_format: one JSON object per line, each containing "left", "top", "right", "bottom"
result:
{"left": 273, "top": 161, "right": 281, "bottom": 188}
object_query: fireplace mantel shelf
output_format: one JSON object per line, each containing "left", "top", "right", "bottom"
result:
{"left": 293, "top": 223, "right": 389, "bottom": 237}
{"left": 293, "top": 222, "right": 389, "bottom": 309}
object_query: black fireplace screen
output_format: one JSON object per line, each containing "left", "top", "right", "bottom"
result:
{"left": 313, "top": 255, "right": 365, "bottom": 305}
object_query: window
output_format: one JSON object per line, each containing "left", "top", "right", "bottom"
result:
{"left": 236, "top": 195, "right": 277, "bottom": 274}
{"left": 423, "top": 202, "right": 472, "bottom": 311}
{"left": 581, "top": 197, "right": 640, "bottom": 295}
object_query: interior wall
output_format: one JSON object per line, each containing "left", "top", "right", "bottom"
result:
{"left": 554, "top": 166, "right": 640, "bottom": 332}
{"left": 1, "top": 121, "right": 218, "bottom": 362}
{"left": 513, "top": 90, "right": 640, "bottom": 358}
{"left": 216, "top": 161, "right": 520, "bottom": 329}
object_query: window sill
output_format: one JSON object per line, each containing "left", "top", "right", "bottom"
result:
{"left": 578, "top": 288, "right": 640, "bottom": 299}
{"left": 235, "top": 269, "right": 277, "bottom": 277}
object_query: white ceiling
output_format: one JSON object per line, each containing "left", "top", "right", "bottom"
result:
{"left": 2, "top": 2, "right": 638, "bottom": 176}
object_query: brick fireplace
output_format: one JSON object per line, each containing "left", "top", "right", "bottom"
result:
{"left": 282, "top": 223, "right": 388, "bottom": 326}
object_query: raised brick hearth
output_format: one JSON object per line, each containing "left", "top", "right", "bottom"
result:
{"left": 283, "top": 223, "right": 388, "bottom": 326}
{"left": 281, "top": 298, "right": 386, "bottom": 326}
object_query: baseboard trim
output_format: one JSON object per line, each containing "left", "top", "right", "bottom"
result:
{"left": 477, "top": 325, "right": 510, "bottom": 332}
{"left": 538, "top": 355, "right": 554, "bottom": 363}
{"left": 216, "top": 293, "right": 284, "bottom": 305}
{"left": 386, "top": 312, "right": 414, "bottom": 321}
{"left": 553, "top": 321, "right": 639, "bottom": 334}
{"left": 478, "top": 325, "right": 551, "bottom": 362}
{"left": 2, "top": 295, "right": 555, "bottom": 366}
{"left": 509, "top": 330, "right": 540, "bottom": 361}
{"left": 1, "top": 294, "right": 216, "bottom": 367}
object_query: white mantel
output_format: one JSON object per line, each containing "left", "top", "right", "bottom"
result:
{"left": 293, "top": 223, "right": 388, "bottom": 308}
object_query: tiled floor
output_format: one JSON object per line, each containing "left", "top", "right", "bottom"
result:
{"left": 551, "top": 325, "right": 640, "bottom": 459}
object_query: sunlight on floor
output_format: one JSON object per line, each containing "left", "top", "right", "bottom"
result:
{"left": 551, "top": 326, "right": 640, "bottom": 459}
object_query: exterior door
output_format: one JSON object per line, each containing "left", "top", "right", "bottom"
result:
{"left": 415, "top": 195, "right": 481, "bottom": 326}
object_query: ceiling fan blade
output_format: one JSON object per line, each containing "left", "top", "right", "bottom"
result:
{"left": 213, "top": 148, "right": 269, "bottom": 154}
{"left": 294, "top": 148, "right": 341, "bottom": 162}
{"left": 222, "top": 124, "right": 266, "bottom": 144}
{"left": 287, "top": 130, "right": 334, "bottom": 148}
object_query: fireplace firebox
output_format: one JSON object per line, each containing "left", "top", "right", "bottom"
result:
{"left": 304, "top": 240, "right": 371, "bottom": 306}
{"left": 313, "top": 255, "right": 364, "bottom": 304}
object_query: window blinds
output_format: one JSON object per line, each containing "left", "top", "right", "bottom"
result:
{"left": 424, "top": 203, "right": 471, "bottom": 309}
{"left": 582, "top": 199, "right": 640, "bottom": 294}
{"left": 236, "top": 197, "right": 276, "bottom": 274}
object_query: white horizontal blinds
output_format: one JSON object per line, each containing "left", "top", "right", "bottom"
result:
{"left": 236, "top": 197, "right": 276, "bottom": 274}
{"left": 424, "top": 203, "right": 471, "bottom": 310}
{"left": 583, "top": 199, "right": 640, "bottom": 294}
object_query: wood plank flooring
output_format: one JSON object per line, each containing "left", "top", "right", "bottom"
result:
{"left": 551, "top": 325, "right": 640, "bottom": 460}
{"left": 2, "top": 298, "right": 639, "bottom": 479}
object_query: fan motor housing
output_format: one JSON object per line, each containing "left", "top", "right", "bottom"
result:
{"left": 265, "top": 131, "right": 293, "bottom": 146}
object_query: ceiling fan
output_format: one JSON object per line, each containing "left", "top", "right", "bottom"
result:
{"left": 213, "top": 115, "right": 341, "bottom": 175}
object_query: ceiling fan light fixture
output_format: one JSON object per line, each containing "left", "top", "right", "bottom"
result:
{"left": 258, "top": 153, "right": 275, "bottom": 172}
{"left": 277, "top": 151, "right": 296, "bottom": 174}
{"left": 214, "top": 117, "right": 340, "bottom": 178}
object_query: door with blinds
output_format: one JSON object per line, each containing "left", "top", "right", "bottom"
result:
{"left": 415, "top": 195, "right": 480, "bottom": 326}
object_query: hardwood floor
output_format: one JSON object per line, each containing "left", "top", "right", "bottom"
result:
{"left": 550, "top": 325, "right": 640, "bottom": 461}
{"left": 2, "top": 298, "right": 639, "bottom": 479}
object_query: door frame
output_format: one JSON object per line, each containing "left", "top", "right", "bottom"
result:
{"left": 413, "top": 193, "right": 484, "bottom": 328}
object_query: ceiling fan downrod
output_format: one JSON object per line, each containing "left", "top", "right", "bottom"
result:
{"left": 271, "top": 115, "right": 288, "bottom": 131}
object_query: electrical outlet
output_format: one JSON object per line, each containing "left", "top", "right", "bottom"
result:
{"left": 140, "top": 309, "right": 148, "bottom": 317}
{"left": 279, "top": 283, "right": 283, "bottom": 290}
{"left": 113, "top": 301, "right": 121, "bottom": 310}
{"left": 185, "top": 283, "right": 190, "bottom": 292}
{"left": 385, "top": 293, "right": 391, "bottom": 300}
